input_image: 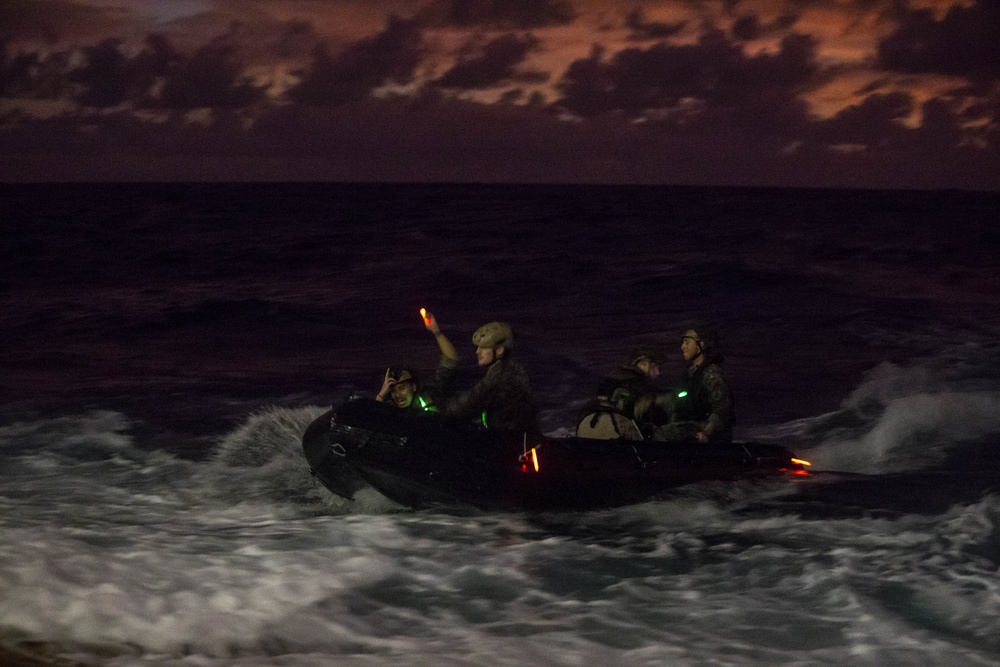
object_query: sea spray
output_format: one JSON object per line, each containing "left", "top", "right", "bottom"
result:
{"left": 750, "top": 355, "right": 1000, "bottom": 475}
{"left": 206, "top": 406, "right": 342, "bottom": 509}
{"left": 206, "top": 406, "right": 402, "bottom": 513}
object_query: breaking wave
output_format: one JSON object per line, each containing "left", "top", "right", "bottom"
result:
{"left": 751, "top": 345, "right": 1000, "bottom": 474}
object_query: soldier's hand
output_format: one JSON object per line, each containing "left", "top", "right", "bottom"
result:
{"left": 377, "top": 368, "right": 394, "bottom": 400}
{"left": 421, "top": 308, "right": 441, "bottom": 335}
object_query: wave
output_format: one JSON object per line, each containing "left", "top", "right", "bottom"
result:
{"left": 0, "top": 407, "right": 400, "bottom": 517}
{"left": 6, "top": 350, "right": 998, "bottom": 519}
{"left": 207, "top": 405, "right": 402, "bottom": 514}
{"left": 0, "top": 410, "right": 195, "bottom": 491}
{"left": 0, "top": 410, "right": 133, "bottom": 460}
{"left": 750, "top": 348, "right": 1000, "bottom": 475}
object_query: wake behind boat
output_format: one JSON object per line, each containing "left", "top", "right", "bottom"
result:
{"left": 302, "top": 395, "right": 811, "bottom": 511}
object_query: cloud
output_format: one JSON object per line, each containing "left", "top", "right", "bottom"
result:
{"left": 159, "top": 10, "right": 327, "bottom": 67}
{"left": 70, "top": 35, "right": 183, "bottom": 108}
{"left": 2, "top": 0, "right": 998, "bottom": 189}
{"left": 916, "top": 96, "right": 965, "bottom": 149}
{"left": 419, "top": 0, "right": 575, "bottom": 29}
{"left": 730, "top": 14, "right": 760, "bottom": 41}
{"left": 0, "top": 0, "right": 128, "bottom": 44}
{"left": 878, "top": 0, "right": 1000, "bottom": 83}
{"left": 62, "top": 31, "right": 262, "bottom": 110}
{"left": 1, "top": 41, "right": 40, "bottom": 96}
{"left": 1, "top": 40, "right": 75, "bottom": 100}
{"left": 270, "top": 19, "right": 321, "bottom": 59}
{"left": 435, "top": 32, "right": 543, "bottom": 89}
{"left": 812, "top": 91, "right": 914, "bottom": 145}
{"left": 730, "top": 11, "right": 799, "bottom": 42}
{"left": 555, "top": 29, "right": 818, "bottom": 133}
{"left": 4, "top": 90, "right": 996, "bottom": 189}
{"left": 154, "top": 37, "right": 265, "bottom": 109}
{"left": 70, "top": 38, "right": 132, "bottom": 107}
{"left": 624, "top": 8, "right": 686, "bottom": 41}
{"left": 287, "top": 15, "right": 423, "bottom": 106}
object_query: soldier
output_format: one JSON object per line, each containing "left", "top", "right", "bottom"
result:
{"left": 576, "top": 346, "right": 669, "bottom": 440}
{"left": 447, "top": 321, "right": 539, "bottom": 433}
{"left": 375, "top": 309, "right": 458, "bottom": 411}
{"left": 654, "top": 322, "right": 734, "bottom": 444}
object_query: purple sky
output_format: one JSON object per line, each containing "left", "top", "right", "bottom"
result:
{"left": 1, "top": 0, "right": 997, "bottom": 188}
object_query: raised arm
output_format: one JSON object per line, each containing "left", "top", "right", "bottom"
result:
{"left": 375, "top": 367, "right": 393, "bottom": 402}
{"left": 421, "top": 308, "right": 459, "bottom": 364}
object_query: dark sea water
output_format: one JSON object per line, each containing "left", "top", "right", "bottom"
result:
{"left": 2, "top": 183, "right": 1000, "bottom": 666}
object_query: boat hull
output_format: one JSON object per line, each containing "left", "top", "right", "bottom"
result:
{"left": 303, "top": 396, "right": 808, "bottom": 511}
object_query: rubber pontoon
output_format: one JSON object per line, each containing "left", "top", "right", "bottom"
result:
{"left": 302, "top": 395, "right": 810, "bottom": 511}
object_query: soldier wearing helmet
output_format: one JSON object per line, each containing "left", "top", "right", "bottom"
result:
{"left": 471, "top": 321, "right": 513, "bottom": 367}
{"left": 654, "top": 321, "right": 733, "bottom": 444}
{"left": 577, "top": 345, "right": 671, "bottom": 439}
{"left": 376, "top": 309, "right": 459, "bottom": 411}
{"left": 446, "top": 321, "right": 538, "bottom": 433}
{"left": 600, "top": 346, "right": 668, "bottom": 418}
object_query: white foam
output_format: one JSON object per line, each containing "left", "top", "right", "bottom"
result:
{"left": 202, "top": 405, "right": 352, "bottom": 510}
{"left": 752, "top": 353, "right": 1000, "bottom": 474}
{"left": 0, "top": 410, "right": 133, "bottom": 457}
{"left": 3, "top": 403, "right": 1000, "bottom": 666}
{"left": 817, "top": 390, "right": 1000, "bottom": 473}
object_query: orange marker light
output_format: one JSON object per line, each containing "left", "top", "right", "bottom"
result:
{"left": 420, "top": 307, "right": 432, "bottom": 325}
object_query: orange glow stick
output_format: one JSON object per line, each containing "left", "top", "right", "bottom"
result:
{"left": 420, "top": 308, "right": 432, "bottom": 325}
{"left": 531, "top": 447, "right": 539, "bottom": 473}
{"left": 790, "top": 458, "right": 812, "bottom": 467}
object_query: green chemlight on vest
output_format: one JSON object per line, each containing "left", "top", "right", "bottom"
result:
{"left": 677, "top": 391, "right": 689, "bottom": 398}
{"left": 481, "top": 411, "right": 488, "bottom": 428}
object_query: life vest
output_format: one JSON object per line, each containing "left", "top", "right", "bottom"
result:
{"left": 673, "top": 355, "right": 725, "bottom": 423}
{"left": 595, "top": 367, "right": 656, "bottom": 419}
{"left": 408, "top": 393, "right": 438, "bottom": 412}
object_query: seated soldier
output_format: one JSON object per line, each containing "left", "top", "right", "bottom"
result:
{"left": 446, "top": 321, "right": 539, "bottom": 433}
{"left": 577, "top": 346, "right": 669, "bottom": 440}
{"left": 376, "top": 309, "right": 458, "bottom": 411}
{"left": 653, "top": 322, "right": 734, "bottom": 444}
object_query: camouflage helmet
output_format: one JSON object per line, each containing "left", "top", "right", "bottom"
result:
{"left": 681, "top": 321, "right": 719, "bottom": 349}
{"left": 627, "top": 345, "right": 667, "bottom": 366}
{"left": 472, "top": 321, "right": 514, "bottom": 349}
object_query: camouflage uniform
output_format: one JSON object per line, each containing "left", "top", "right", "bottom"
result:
{"left": 655, "top": 354, "right": 734, "bottom": 443}
{"left": 595, "top": 366, "right": 671, "bottom": 426}
{"left": 447, "top": 358, "right": 539, "bottom": 433}
{"left": 412, "top": 354, "right": 459, "bottom": 411}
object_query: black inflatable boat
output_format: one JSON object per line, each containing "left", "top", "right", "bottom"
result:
{"left": 303, "top": 395, "right": 811, "bottom": 511}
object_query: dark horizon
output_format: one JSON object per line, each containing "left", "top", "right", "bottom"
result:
{"left": 4, "top": 181, "right": 1000, "bottom": 195}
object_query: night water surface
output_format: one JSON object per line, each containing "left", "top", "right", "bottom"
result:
{"left": 2, "top": 184, "right": 1000, "bottom": 666}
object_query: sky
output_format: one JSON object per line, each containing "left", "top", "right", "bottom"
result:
{"left": 1, "top": 0, "right": 998, "bottom": 189}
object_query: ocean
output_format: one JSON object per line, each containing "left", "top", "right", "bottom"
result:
{"left": 1, "top": 183, "right": 999, "bottom": 666}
